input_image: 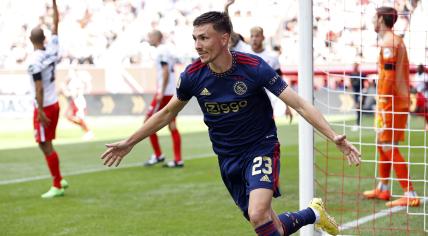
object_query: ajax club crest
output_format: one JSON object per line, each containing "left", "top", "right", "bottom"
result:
{"left": 233, "top": 81, "right": 247, "bottom": 95}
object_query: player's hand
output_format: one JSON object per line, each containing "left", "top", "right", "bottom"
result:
{"left": 285, "top": 106, "right": 293, "bottom": 124}
{"left": 155, "top": 93, "right": 163, "bottom": 104}
{"left": 333, "top": 134, "right": 361, "bottom": 166}
{"left": 101, "top": 140, "right": 134, "bottom": 167}
{"left": 37, "top": 110, "right": 51, "bottom": 126}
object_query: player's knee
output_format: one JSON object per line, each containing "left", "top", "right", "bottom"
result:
{"left": 248, "top": 207, "right": 271, "bottom": 226}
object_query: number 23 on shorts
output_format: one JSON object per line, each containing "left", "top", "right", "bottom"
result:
{"left": 252, "top": 156, "right": 273, "bottom": 175}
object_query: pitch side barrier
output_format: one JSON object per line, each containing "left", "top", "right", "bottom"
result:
{"left": 0, "top": 65, "right": 425, "bottom": 117}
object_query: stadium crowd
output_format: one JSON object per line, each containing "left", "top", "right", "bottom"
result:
{"left": 1, "top": 0, "right": 427, "bottom": 68}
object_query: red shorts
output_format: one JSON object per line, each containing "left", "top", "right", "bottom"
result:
{"left": 33, "top": 102, "right": 60, "bottom": 143}
{"left": 68, "top": 99, "right": 86, "bottom": 119}
{"left": 146, "top": 95, "right": 173, "bottom": 117}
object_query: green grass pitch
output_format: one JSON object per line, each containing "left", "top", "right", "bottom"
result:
{"left": 0, "top": 115, "right": 426, "bottom": 235}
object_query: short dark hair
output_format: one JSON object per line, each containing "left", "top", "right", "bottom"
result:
{"left": 376, "top": 7, "right": 398, "bottom": 28}
{"left": 193, "top": 11, "right": 233, "bottom": 34}
{"left": 30, "top": 27, "right": 45, "bottom": 44}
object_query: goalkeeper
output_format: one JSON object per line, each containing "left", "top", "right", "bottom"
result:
{"left": 363, "top": 6, "right": 419, "bottom": 207}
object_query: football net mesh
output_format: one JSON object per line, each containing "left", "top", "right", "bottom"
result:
{"left": 312, "top": 0, "right": 428, "bottom": 235}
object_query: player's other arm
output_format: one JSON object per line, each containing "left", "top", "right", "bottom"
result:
{"left": 101, "top": 97, "right": 187, "bottom": 167}
{"left": 278, "top": 87, "right": 361, "bottom": 166}
{"left": 51, "top": 0, "right": 59, "bottom": 35}
{"left": 394, "top": 43, "right": 410, "bottom": 104}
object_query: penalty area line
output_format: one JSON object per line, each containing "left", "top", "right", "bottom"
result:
{"left": 0, "top": 153, "right": 214, "bottom": 186}
{"left": 339, "top": 198, "right": 428, "bottom": 231}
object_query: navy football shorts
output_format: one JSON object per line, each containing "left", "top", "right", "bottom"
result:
{"left": 218, "top": 139, "right": 281, "bottom": 220}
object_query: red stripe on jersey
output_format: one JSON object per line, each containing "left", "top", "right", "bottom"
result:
{"left": 188, "top": 63, "right": 205, "bottom": 74}
{"left": 236, "top": 58, "right": 258, "bottom": 67}
{"left": 235, "top": 55, "right": 259, "bottom": 66}
{"left": 236, "top": 54, "right": 258, "bottom": 63}
{"left": 188, "top": 59, "right": 203, "bottom": 71}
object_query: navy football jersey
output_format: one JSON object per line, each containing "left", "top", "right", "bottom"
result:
{"left": 177, "top": 51, "right": 288, "bottom": 156}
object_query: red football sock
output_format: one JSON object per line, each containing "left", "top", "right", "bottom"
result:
{"left": 77, "top": 118, "right": 89, "bottom": 132}
{"left": 149, "top": 133, "right": 162, "bottom": 157}
{"left": 45, "top": 151, "right": 62, "bottom": 188}
{"left": 171, "top": 129, "right": 181, "bottom": 162}
{"left": 378, "top": 146, "right": 391, "bottom": 181}
{"left": 387, "top": 148, "right": 414, "bottom": 192}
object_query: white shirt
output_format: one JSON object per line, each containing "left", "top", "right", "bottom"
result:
{"left": 231, "top": 40, "right": 252, "bottom": 54}
{"left": 154, "top": 44, "right": 177, "bottom": 96}
{"left": 27, "top": 35, "right": 60, "bottom": 107}
{"left": 250, "top": 49, "right": 281, "bottom": 71}
{"left": 413, "top": 72, "right": 427, "bottom": 95}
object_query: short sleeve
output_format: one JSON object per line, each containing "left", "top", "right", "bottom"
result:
{"left": 46, "top": 35, "right": 59, "bottom": 55}
{"left": 176, "top": 72, "right": 193, "bottom": 101}
{"left": 258, "top": 60, "right": 288, "bottom": 96}
{"left": 28, "top": 63, "right": 43, "bottom": 75}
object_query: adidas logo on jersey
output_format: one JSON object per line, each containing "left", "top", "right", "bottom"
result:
{"left": 260, "top": 175, "right": 271, "bottom": 183}
{"left": 200, "top": 88, "right": 211, "bottom": 96}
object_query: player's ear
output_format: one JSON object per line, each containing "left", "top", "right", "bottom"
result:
{"left": 221, "top": 33, "right": 230, "bottom": 47}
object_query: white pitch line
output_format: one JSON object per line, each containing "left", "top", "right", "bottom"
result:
{"left": 340, "top": 198, "right": 428, "bottom": 231}
{"left": 0, "top": 153, "right": 214, "bottom": 186}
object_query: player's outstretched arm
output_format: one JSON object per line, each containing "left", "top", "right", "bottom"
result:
{"left": 279, "top": 86, "right": 361, "bottom": 166}
{"left": 101, "top": 97, "right": 188, "bottom": 167}
{"left": 51, "top": 0, "right": 59, "bottom": 35}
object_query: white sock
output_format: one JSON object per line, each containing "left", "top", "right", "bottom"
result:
{"left": 377, "top": 182, "right": 389, "bottom": 191}
{"left": 310, "top": 207, "right": 321, "bottom": 223}
{"left": 404, "top": 191, "right": 417, "bottom": 197}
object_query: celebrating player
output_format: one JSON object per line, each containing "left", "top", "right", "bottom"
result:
{"left": 363, "top": 7, "right": 419, "bottom": 207}
{"left": 101, "top": 12, "right": 360, "bottom": 235}
{"left": 28, "top": 0, "right": 68, "bottom": 198}
{"left": 143, "top": 30, "right": 183, "bottom": 168}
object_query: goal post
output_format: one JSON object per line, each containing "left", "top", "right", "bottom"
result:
{"left": 298, "top": 0, "right": 315, "bottom": 235}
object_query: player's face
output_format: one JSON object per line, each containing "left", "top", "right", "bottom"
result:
{"left": 250, "top": 31, "right": 264, "bottom": 51}
{"left": 193, "top": 24, "right": 229, "bottom": 64}
{"left": 372, "top": 13, "right": 381, "bottom": 33}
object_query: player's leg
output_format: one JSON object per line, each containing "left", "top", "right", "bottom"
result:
{"left": 164, "top": 119, "right": 183, "bottom": 168}
{"left": 385, "top": 112, "right": 419, "bottom": 207}
{"left": 35, "top": 103, "right": 67, "bottom": 198}
{"left": 249, "top": 189, "right": 282, "bottom": 235}
{"left": 363, "top": 110, "right": 394, "bottom": 200}
{"left": 246, "top": 142, "right": 328, "bottom": 235}
{"left": 143, "top": 96, "right": 164, "bottom": 166}
{"left": 363, "top": 142, "right": 392, "bottom": 200}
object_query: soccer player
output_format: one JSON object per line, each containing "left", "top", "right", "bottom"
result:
{"left": 101, "top": 12, "right": 361, "bottom": 235}
{"left": 143, "top": 30, "right": 183, "bottom": 168}
{"left": 348, "top": 62, "right": 366, "bottom": 130}
{"left": 413, "top": 64, "right": 428, "bottom": 130}
{"left": 62, "top": 68, "right": 94, "bottom": 140}
{"left": 28, "top": 0, "right": 68, "bottom": 198}
{"left": 249, "top": 26, "right": 293, "bottom": 119}
{"left": 363, "top": 7, "right": 420, "bottom": 207}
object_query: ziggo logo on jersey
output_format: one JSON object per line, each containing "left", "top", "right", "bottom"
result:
{"left": 204, "top": 100, "right": 247, "bottom": 114}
